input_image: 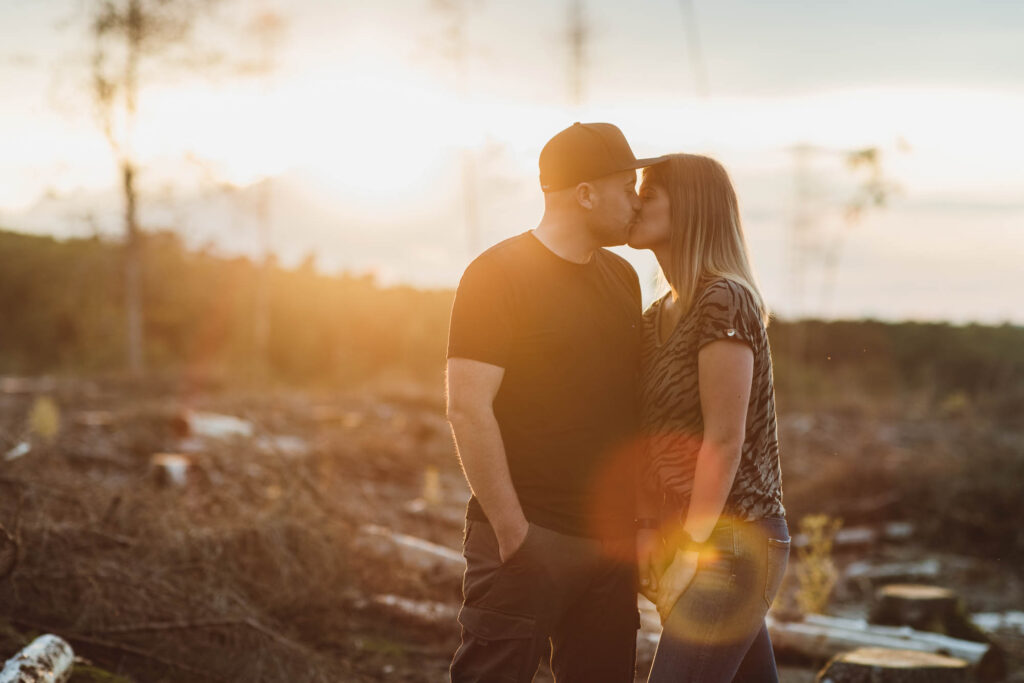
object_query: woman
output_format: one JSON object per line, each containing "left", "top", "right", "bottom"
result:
{"left": 628, "top": 154, "right": 789, "bottom": 682}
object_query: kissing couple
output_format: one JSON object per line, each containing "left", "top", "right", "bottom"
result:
{"left": 446, "top": 122, "right": 789, "bottom": 682}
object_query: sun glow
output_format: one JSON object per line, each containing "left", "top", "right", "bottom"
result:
{"left": 86, "top": 58, "right": 490, "bottom": 200}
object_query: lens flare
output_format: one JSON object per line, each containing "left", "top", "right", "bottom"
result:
{"left": 582, "top": 428, "right": 783, "bottom": 646}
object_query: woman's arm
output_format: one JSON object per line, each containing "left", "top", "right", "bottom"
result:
{"left": 683, "top": 338, "right": 754, "bottom": 542}
{"left": 655, "top": 338, "right": 753, "bottom": 619}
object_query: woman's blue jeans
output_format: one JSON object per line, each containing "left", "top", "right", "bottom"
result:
{"left": 648, "top": 516, "right": 790, "bottom": 683}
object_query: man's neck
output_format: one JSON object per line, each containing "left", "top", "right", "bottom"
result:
{"left": 532, "top": 216, "right": 597, "bottom": 265}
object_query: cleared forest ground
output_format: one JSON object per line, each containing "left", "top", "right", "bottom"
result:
{"left": 0, "top": 376, "right": 1022, "bottom": 681}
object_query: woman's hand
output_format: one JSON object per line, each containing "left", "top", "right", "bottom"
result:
{"left": 636, "top": 528, "right": 661, "bottom": 602}
{"left": 656, "top": 548, "right": 700, "bottom": 622}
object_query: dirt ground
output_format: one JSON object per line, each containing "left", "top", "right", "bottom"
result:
{"left": 0, "top": 376, "right": 1021, "bottom": 681}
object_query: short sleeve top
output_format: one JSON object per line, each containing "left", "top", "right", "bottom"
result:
{"left": 446, "top": 231, "right": 643, "bottom": 537}
{"left": 638, "top": 277, "right": 785, "bottom": 523}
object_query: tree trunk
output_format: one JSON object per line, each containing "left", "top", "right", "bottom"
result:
{"left": 816, "top": 647, "right": 968, "bottom": 683}
{"left": 123, "top": 161, "right": 144, "bottom": 375}
{"left": 253, "top": 180, "right": 272, "bottom": 383}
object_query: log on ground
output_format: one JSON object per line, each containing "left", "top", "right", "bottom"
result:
{"left": 768, "top": 614, "right": 1004, "bottom": 682}
{"left": 0, "top": 634, "right": 74, "bottom": 683}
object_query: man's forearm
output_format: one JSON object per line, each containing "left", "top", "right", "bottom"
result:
{"left": 448, "top": 407, "right": 526, "bottom": 536}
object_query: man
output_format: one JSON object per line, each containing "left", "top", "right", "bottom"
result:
{"left": 446, "top": 122, "right": 662, "bottom": 682}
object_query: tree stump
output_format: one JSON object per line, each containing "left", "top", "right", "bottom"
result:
{"left": 816, "top": 647, "right": 969, "bottom": 683}
{"left": 870, "top": 584, "right": 988, "bottom": 642}
{"left": 150, "top": 453, "right": 192, "bottom": 487}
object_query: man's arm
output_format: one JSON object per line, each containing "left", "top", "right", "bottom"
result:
{"left": 446, "top": 357, "right": 528, "bottom": 562}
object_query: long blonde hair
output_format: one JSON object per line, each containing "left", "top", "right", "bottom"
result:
{"left": 644, "top": 154, "right": 770, "bottom": 325}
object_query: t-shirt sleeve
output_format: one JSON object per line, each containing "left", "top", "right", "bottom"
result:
{"left": 626, "top": 262, "right": 642, "bottom": 309}
{"left": 446, "top": 257, "right": 514, "bottom": 367}
{"left": 695, "top": 279, "right": 760, "bottom": 350}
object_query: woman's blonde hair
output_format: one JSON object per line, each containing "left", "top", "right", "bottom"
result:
{"left": 643, "top": 153, "right": 770, "bottom": 325}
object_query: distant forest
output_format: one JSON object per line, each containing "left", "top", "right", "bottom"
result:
{"left": 1, "top": 228, "right": 1020, "bottom": 423}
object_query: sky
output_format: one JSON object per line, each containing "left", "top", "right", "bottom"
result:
{"left": 1, "top": 0, "right": 1023, "bottom": 323}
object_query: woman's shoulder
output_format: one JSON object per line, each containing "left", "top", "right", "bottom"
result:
{"left": 694, "top": 276, "right": 766, "bottom": 339}
{"left": 696, "top": 276, "right": 754, "bottom": 310}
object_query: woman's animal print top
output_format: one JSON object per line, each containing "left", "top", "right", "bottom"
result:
{"left": 639, "top": 277, "right": 785, "bottom": 523}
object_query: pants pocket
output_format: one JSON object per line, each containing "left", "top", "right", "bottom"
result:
{"left": 500, "top": 522, "right": 537, "bottom": 569}
{"left": 482, "top": 523, "right": 551, "bottom": 616}
{"left": 452, "top": 605, "right": 537, "bottom": 683}
{"left": 763, "top": 536, "right": 790, "bottom": 610}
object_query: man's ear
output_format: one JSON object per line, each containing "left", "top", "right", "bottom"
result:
{"left": 574, "top": 182, "right": 594, "bottom": 210}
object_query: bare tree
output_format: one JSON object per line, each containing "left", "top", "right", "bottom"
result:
{"left": 88, "top": 0, "right": 222, "bottom": 375}
{"left": 430, "top": 0, "right": 482, "bottom": 255}
{"left": 566, "top": 0, "right": 588, "bottom": 109}
{"left": 239, "top": 8, "right": 286, "bottom": 382}
{"left": 787, "top": 143, "right": 900, "bottom": 319}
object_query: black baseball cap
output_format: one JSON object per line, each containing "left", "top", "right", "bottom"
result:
{"left": 538, "top": 122, "right": 664, "bottom": 192}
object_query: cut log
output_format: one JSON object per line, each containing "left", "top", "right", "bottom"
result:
{"left": 870, "top": 584, "right": 989, "bottom": 643}
{"left": 816, "top": 647, "right": 968, "bottom": 683}
{"left": 795, "top": 523, "right": 916, "bottom": 552}
{"left": 767, "top": 614, "right": 1004, "bottom": 682}
{"left": 371, "top": 594, "right": 458, "bottom": 625}
{"left": 845, "top": 560, "right": 940, "bottom": 585}
{"left": 973, "top": 611, "right": 1024, "bottom": 634}
{"left": 0, "top": 634, "right": 74, "bottom": 683}
{"left": 795, "top": 526, "right": 876, "bottom": 550}
{"left": 3, "top": 443, "right": 30, "bottom": 462}
{"left": 253, "top": 435, "right": 309, "bottom": 457}
{"left": 883, "top": 522, "right": 915, "bottom": 541}
{"left": 359, "top": 524, "right": 463, "bottom": 568}
{"left": 840, "top": 561, "right": 942, "bottom": 600}
{"left": 150, "top": 453, "right": 192, "bottom": 487}
{"left": 180, "top": 411, "right": 254, "bottom": 440}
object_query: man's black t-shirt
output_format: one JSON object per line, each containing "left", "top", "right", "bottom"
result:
{"left": 447, "top": 230, "right": 642, "bottom": 538}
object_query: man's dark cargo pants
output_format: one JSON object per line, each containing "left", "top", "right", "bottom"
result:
{"left": 450, "top": 518, "right": 640, "bottom": 682}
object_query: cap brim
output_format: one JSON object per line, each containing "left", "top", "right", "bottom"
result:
{"left": 626, "top": 155, "right": 669, "bottom": 170}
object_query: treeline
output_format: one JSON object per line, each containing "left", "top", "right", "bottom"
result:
{"left": 0, "top": 229, "right": 452, "bottom": 387}
{"left": 1, "top": 228, "right": 1021, "bottom": 421}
